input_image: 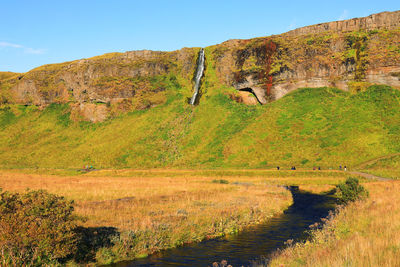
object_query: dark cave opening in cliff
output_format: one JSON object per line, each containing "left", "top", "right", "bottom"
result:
{"left": 238, "top": 88, "right": 262, "bottom": 105}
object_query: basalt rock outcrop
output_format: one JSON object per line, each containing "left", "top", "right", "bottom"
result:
{"left": 286, "top": 10, "right": 400, "bottom": 36}
{"left": 1, "top": 11, "right": 399, "bottom": 120}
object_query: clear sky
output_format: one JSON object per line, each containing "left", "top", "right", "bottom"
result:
{"left": 1, "top": 0, "right": 399, "bottom": 73}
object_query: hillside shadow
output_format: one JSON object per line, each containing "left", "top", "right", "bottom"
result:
{"left": 73, "top": 226, "right": 120, "bottom": 263}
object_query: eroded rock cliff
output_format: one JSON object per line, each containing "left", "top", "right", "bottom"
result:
{"left": 1, "top": 49, "right": 198, "bottom": 121}
{"left": 210, "top": 10, "right": 400, "bottom": 103}
{"left": 1, "top": 11, "right": 399, "bottom": 120}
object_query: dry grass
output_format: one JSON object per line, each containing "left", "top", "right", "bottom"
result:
{"left": 270, "top": 181, "right": 400, "bottom": 267}
{"left": 298, "top": 184, "right": 336, "bottom": 194}
{"left": 0, "top": 170, "right": 298, "bottom": 262}
{"left": 0, "top": 170, "right": 351, "bottom": 230}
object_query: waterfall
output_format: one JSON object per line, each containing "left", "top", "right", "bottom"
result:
{"left": 189, "top": 48, "right": 205, "bottom": 105}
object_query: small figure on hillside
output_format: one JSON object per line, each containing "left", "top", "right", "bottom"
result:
{"left": 344, "top": 166, "right": 347, "bottom": 171}
{"left": 277, "top": 166, "right": 280, "bottom": 170}
{"left": 339, "top": 165, "right": 342, "bottom": 170}
{"left": 292, "top": 166, "right": 296, "bottom": 170}
{"left": 313, "top": 167, "right": 316, "bottom": 170}
{"left": 318, "top": 166, "right": 321, "bottom": 170}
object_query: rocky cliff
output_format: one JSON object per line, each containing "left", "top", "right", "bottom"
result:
{"left": 1, "top": 11, "right": 399, "bottom": 120}
{"left": 210, "top": 10, "right": 400, "bottom": 103}
{"left": 286, "top": 10, "right": 400, "bottom": 36}
{"left": 1, "top": 49, "right": 198, "bottom": 121}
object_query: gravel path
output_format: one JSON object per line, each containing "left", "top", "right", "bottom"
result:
{"left": 349, "top": 171, "right": 392, "bottom": 181}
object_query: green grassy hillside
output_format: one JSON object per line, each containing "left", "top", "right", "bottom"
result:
{"left": 0, "top": 81, "right": 399, "bottom": 170}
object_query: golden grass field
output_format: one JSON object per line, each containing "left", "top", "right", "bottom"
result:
{"left": 270, "top": 180, "right": 400, "bottom": 267}
{"left": 0, "top": 170, "right": 294, "bottom": 230}
{"left": 0, "top": 169, "right": 299, "bottom": 262}
{"left": 0, "top": 169, "right": 365, "bottom": 264}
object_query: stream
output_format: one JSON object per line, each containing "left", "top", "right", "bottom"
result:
{"left": 109, "top": 186, "right": 337, "bottom": 266}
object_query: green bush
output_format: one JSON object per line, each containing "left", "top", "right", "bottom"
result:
{"left": 335, "top": 177, "right": 369, "bottom": 203}
{"left": 212, "top": 179, "right": 229, "bottom": 184}
{"left": 95, "top": 247, "right": 116, "bottom": 264}
{"left": 0, "top": 189, "right": 81, "bottom": 266}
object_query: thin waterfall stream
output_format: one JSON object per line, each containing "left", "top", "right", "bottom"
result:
{"left": 189, "top": 48, "right": 205, "bottom": 105}
{"left": 109, "top": 187, "right": 337, "bottom": 267}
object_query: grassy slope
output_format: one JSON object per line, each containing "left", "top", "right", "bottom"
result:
{"left": 0, "top": 45, "right": 400, "bottom": 169}
{"left": 226, "top": 85, "right": 400, "bottom": 168}
{"left": 0, "top": 79, "right": 399, "bottom": 169}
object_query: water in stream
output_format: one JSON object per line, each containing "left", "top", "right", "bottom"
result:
{"left": 109, "top": 187, "right": 336, "bottom": 266}
{"left": 189, "top": 48, "right": 205, "bottom": 105}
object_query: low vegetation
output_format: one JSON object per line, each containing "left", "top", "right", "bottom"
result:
{"left": 0, "top": 189, "right": 80, "bottom": 266}
{"left": 270, "top": 181, "right": 400, "bottom": 266}
{"left": 335, "top": 177, "right": 369, "bottom": 203}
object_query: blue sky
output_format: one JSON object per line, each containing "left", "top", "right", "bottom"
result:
{"left": 1, "top": 0, "right": 399, "bottom": 73}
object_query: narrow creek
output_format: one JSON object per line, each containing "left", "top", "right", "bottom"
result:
{"left": 109, "top": 186, "right": 336, "bottom": 266}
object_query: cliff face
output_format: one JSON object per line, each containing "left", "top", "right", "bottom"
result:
{"left": 286, "top": 11, "right": 400, "bottom": 36}
{"left": 210, "top": 10, "right": 400, "bottom": 103}
{"left": 1, "top": 11, "right": 399, "bottom": 120}
{"left": 3, "top": 49, "right": 198, "bottom": 121}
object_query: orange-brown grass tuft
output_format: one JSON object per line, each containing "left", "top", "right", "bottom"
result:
{"left": 270, "top": 181, "right": 400, "bottom": 267}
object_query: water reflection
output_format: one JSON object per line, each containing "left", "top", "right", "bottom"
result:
{"left": 109, "top": 186, "right": 336, "bottom": 267}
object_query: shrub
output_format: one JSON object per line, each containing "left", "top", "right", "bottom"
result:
{"left": 348, "top": 81, "right": 371, "bottom": 94}
{"left": 0, "top": 189, "right": 81, "bottom": 266}
{"left": 212, "top": 179, "right": 229, "bottom": 184}
{"left": 301, "top": 159, "right": 309, "bottom": 165}
{"left": 335, "top": 177, "right": 369, "bottom": 203}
